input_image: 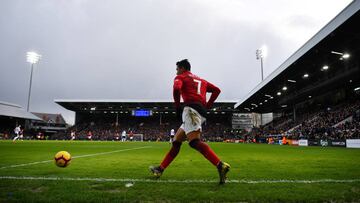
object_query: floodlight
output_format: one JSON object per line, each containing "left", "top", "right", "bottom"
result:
{"left": 322, "top": 65, "right": 329, "bottom": 70}
{"left": 26, "top": 52, "right": 41, "bottom": 64}
{"left": 342, "top": 53, "right": 350, "bottom": 59}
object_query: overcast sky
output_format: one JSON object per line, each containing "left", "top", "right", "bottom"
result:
{"left": 0, "top": 0, "right": 353, "bottom": 125}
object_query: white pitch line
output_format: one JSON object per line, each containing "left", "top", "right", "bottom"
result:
{"left": 0, "top": 146, "right": 151, "bottom": 170}
{"left": 71, "top": 146, "right": 151, "bottom": 159}
{"left": 0, "top": 176, "right": 360, "bottom": 184}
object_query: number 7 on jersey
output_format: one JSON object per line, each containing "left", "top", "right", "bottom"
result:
{"left": 194, "top": 79, "right": 202, "bottom": 95}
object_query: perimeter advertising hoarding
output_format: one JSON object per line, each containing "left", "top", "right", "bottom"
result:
{"left": 298, "top": 139, "right": 308, "bottom": 146}
{"left": 346, "top": 139, "right": 360, "bottom": 148}
{"left": 305, "top": 140, "right": 345, "bottom": 147}
{"left": 330, "top": 140, "right": 346, "bottom": 147}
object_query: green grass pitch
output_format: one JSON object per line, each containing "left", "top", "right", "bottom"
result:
{"left": 1, "top": 140, "right": 360, "bottom": 202}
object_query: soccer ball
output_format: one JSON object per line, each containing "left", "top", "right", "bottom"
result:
{"left": 54, "top": 151, "right": 71, "bottom": 167}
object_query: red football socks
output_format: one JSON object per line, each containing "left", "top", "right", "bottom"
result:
{"left": 160, "top": 142, "right": 182, "bottom": 170}
{"left": 190, "top": 139, "right": 220, "bottom": 166}
{"left": 160, "top": 140, "right": 221, "bottom": 170}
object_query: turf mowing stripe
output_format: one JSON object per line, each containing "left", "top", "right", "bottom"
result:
{"left": 1, "top": 176, "right": 360, "bottom": 184}
{"left": 0, "top": 146, "right": 151, "bottom": 170}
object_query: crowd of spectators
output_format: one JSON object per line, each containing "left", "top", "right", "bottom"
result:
{"left": 261, "top": 100, "right": 360, "bottom": 140}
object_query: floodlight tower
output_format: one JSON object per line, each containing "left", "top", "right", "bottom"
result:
{"left": 256, "top": 45, "right": 267, "bottom": 81}
{"left": 26, "top": 51, "right": 41, "bottom": 112}
{"left": 255, "top": 45, "right": 267, "bottom": 127}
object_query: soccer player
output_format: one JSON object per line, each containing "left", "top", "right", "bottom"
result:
{"left": 87, "top": 131, "right": 92, "bottom": 141}
{"left": 121, "top": 130, "right": 126, "bottom": 142}
{"left": 12, "top": 125, "right": 21, "bottom": 142}
{"left": 129, "top": 131, "right": 134, "bottom": 142}
{"left": 70, "top": 130, "right": 76, "bottom": 140}
{"left": 114, "top": 132, "right": 120, "bottom": 141}
{"left": 150, "top": 59, "right": 231, "bottom": 184}
{"left": 169, "top": 129, "right": 175, "bottom": 143}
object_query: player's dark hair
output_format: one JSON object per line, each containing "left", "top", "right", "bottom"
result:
{"left": 176, "top": 59, "right": 191, "bottom": 71}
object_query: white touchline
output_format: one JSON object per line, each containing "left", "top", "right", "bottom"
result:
{"left": 0, "top": 146, "right": 151, "bottom": 170}
{"left": 0, "top": 176, "right": 360, "bottom": 184}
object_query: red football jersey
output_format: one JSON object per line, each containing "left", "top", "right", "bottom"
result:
{"left": 173, "top": 71, "right": 221, "bottom": 109}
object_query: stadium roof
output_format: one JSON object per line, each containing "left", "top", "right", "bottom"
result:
{"left": 0, "top": 101, "right": 42, "bottom": 120}
{"left": 235, "top": 1, "right": 360, "bottom": 113}
{"left": 55, "top": 99, "right": 238, "bottom": 112}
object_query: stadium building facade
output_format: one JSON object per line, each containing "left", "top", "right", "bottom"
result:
{"left": 30, "top": 112, "right": 67, "bottom": 134}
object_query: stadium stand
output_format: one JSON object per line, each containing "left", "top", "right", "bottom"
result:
{"left": 53, "top": 100, "right": 236, "bottom": 141}
{"left": 234, "top": 2, "right": 360, "bottom": 146}
{"left": 259, "top": 100, "right": 360, "bottom": 139}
